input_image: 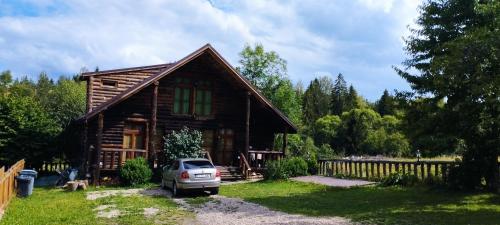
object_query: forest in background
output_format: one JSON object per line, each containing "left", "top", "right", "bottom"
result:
{"left": 0, "top": 0, "right": 497, "bottom": 190}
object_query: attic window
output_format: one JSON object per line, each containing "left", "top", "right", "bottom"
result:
{"left": 102, "top": 80, "right": 118, "bottom": 88}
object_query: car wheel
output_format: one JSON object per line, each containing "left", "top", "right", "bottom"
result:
{"left": 172, "top": 182, "right": 179, "bottom": 197}
{"left": 209, "top": 187, "right": 219, "bottom": 195}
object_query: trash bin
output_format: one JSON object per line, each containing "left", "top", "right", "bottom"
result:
{"left": 16, "top": 175, "right": 34, "bottom": 197}
{"left": 20, "top": 169, "right": 38, "bottom": 179}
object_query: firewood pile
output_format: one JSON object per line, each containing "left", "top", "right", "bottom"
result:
{"left": 63, "top": 180, "right": 88, "bottom": 191}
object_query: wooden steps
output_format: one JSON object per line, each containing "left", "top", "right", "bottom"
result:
{"left": 216, "top": 166, "right": 264, "bottom": 181}
{"left": 217, "top": 166, "right": 244, "bottom": 181}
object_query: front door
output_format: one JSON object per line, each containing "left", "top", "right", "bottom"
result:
{"left": 216, "top": 128, "right": 234, "bottom": 166}
{"left": 202, "top": 130, "right": 215, "bottom": 162}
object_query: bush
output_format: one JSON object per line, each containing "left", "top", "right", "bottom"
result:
{"left": 119, "top": 157, "right": 152, "bottom": 186}
{"left": 163, "top": 126, "right": 203, "bottom": 165}
{"left": 264, "top": 157, "right": 308, "bottom": 180}
{"left": 381, "top": 171, "right": 419, "bottom": 187}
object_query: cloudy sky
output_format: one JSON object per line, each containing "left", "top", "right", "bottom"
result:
{"left": 0, "top": 0, "right": 421, "bottom": 101}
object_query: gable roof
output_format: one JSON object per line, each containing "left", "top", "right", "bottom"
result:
{"left": 80, "top": 44, "right": 297, "bottom": 132}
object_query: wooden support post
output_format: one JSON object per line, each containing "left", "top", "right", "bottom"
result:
{"left": 442, "top": 164, "right": 448, "bottom": 182}
{"left": 376, "top": 162, "right": 380, "bottom": 178}
{"left": 420, "top": 162, "right": 425, "bottom": 180}
{"left": 383, "top": 163, "right": 387, "bottom": 176}
{"left": 427, "top": 163, "right": 432, "bottom": 179}
{"left": 282, "top": 128, "right": 288, "bottom": 157}
{"left": 413, "top": 163, "right": 418, "bottom": 176}
{"left": 354, "top": 161, "right": 358, "bottom": 177}
{"left": 371, "top": 162, "right": 374, "bottom": 178}
{"left": 365, "top": 161, "right": 369, "bottom": 178}
{"left": 82, "top": 120, "right": 89, "bottom": 175}
{"left": 86, "top": 76, "right": 93, "bottom": 113}
{"left": 348, "top": 161, "right": 352, "bottom": 176}
{"left": 245, "top": 92, "right": 251, "bottom": 160}
{"left": 93, "top": 113, "right": 104, "bottom": 185}
{"left": 149, "top": 81, "right": 159, "bottom": 168}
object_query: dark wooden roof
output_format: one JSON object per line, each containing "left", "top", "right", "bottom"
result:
{"left": 80, "top": 63, "right": 176, "bottom": 78}
{"left": 80, "top": 44, "right": 297, "bottom": 133}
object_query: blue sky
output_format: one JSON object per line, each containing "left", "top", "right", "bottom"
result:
{"left": 0, "top": 0, "right": 421, "bottom": 101}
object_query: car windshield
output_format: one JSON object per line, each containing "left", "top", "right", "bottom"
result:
{"left": 183, "top": 160, "right": 214, "bottom": 169}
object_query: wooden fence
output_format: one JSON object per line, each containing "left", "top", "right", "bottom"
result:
{"left": 0, "top": 159, "right": 25, "bottom": 211}
{"left": 34, "top": 161, "right": 71, "bottom": 174}
{"left": 318, "top": 159, "right": 459, "bottom": 182}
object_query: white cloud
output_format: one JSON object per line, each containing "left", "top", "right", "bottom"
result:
{"left": 0, "top": 0, "right": 421, "bottom": 100}
{"left": 357, "top": 0, "right": 396, "bottom": 13}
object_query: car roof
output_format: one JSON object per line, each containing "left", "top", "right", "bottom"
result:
{"left": 177, "top": 158, "right": 211, "bottom": 162}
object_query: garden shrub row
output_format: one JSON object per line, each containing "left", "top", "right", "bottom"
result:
{"left": 264, "top": 157, "right": 308, "bottom": 180}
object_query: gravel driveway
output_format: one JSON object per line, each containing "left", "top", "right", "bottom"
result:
{"left": 88, "top": 187, "right": 353, "bottom": 225}
{"left": 175, "top": 195, "right": 353, "bottom": 225}
{"left": 291, "top": 176, "right": 375, "bottom": 187}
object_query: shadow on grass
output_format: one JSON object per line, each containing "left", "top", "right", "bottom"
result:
{"left": 231, "top": 182, "right": 500, "bottom": 225}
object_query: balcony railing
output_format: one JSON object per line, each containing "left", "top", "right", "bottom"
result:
{"left": 99, "top": 148, "right": 148, "bottom": 170}
{"left": 248, "top": 150, "right": 283, "bottom": 171}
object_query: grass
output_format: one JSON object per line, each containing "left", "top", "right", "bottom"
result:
{"left": 220, "top": 180, "right": 500, "bottom": 225}
{"left": 184, "top": 196, "right": 217, "bottom": 207}
{"left": 0, "top": 187, "right": 193, "bottom": 225}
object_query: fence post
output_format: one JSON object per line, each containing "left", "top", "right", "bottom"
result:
{"left": 442, "top": 163, "right": 447, "bottom": 182}
{"left": 427, "top": 163, "right": 432, "bottom": 179}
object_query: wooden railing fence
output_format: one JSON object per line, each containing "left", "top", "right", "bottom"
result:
{"left": 34, "top": 161, "right": 71, "bottom": 174}
{"left": 0, "top": 159, "right": 25, "bottom": 211}
{"left": 318, "top": 159, "right": 462, "bottom": 182}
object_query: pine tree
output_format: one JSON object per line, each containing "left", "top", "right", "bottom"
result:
{"left": 397, "top": 0, "right": 500, "bottom": 190}
{"left": 302, "top": 79, "right": 330, "bottom": 128}
{"left": 376, "top": 89, "right": 394, "bottom": 116}
{"left": 331, "top": 73, "right": 348, "bottom": 115}
{"left": 345, "top": 85, "right": 360, "bottom": 111}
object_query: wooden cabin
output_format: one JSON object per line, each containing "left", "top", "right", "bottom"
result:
{"left": 78, "top": 44, "right": 297, "bottom": 183}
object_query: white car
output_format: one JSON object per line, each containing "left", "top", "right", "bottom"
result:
{"left": 161, "top": 158, "right": 221, "bottom": 197}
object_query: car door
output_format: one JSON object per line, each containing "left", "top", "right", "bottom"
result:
{"left": 166, "top": 160, "right": 179, "bottom": 186}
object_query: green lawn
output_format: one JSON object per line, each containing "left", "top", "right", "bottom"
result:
{"left": 220, "top": 180, "right": 500, "bottom": 225}
{"left": 0, "top": 188, "right": 192, "bottom": 225}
